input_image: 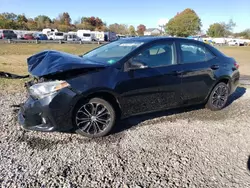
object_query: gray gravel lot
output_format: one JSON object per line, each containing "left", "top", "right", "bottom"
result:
{"left": 0, "top": 87, "right": 250, "bottom": 188}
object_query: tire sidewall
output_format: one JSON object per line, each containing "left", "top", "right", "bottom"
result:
{"left": 74, "top": 98, "right": 116, "bottom": 138}
{"left": 207, "top": 82, "right": 229, "bottom": 111}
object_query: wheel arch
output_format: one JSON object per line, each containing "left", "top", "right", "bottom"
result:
{"left": 205, "top": 76, "right": 232, "bottom": 101}
{"left": 72, "top": 89, "right": 122, "bottom": 119}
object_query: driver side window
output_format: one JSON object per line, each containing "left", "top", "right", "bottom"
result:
{"left": 133, "top": 42, "right": 175, "bottom": 68}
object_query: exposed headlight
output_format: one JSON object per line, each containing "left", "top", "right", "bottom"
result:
{"left": 29, "top": 81, "right": 70, "bottom": 99}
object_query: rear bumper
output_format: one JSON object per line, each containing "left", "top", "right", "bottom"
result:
{"left": 18, "top": 88, "right": 78, "bottom": 132}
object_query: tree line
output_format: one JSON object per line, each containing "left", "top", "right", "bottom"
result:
{"left": 0, "top": 12, "right": 146, "bottom": 35}
{"left": 0, "top": 10, "right": 249, "bottom": 38}
{"left": 165, "top": 8, "right": 249, "bottom": 39}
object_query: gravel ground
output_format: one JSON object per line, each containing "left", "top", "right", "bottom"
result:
{"left": 0, "top": 87, "right": 250, "bottom": 188}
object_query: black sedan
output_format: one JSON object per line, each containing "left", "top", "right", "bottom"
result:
{"left": 18, "top": 37, "right": 240, "bottom": 138}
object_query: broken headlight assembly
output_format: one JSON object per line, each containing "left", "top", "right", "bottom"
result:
{"left": 28, "top": 80, "right": 70, "bottom": 99}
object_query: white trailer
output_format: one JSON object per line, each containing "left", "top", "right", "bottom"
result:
{"left": 92, "top": 31, "right": 105, "bottom": 41}
{"left": 77, "top": 30, "right": 95, "bottom": 41}
{"left": 212, "top": 38, "right": 226, "bottom": 45}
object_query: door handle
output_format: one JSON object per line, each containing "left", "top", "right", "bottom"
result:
{"left": 211, "top": 65, "right": 219, "bottom": 70}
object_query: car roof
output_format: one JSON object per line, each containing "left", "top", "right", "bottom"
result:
{"left": 118, "top": 36, "right": 203, "bottom": 44}
{"left": 119, "top": 36, "right": 171, "bottom": 42}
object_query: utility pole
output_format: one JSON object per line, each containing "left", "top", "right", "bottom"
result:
{"left": 158, "top": 25, "right": 165, "bottom": 35}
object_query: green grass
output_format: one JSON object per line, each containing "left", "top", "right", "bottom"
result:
{"left": 0, "top": 43, "right": 98, "bottom": 55}
{"left": 0, "top": 43, "right": 98, "bottom": 92}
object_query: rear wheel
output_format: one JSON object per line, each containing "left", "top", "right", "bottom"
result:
{"left": 206, "top": 82, "right": 229, "bottom": 111}
{"left": 73, "top": 98, "right": 116, "bottom": 138}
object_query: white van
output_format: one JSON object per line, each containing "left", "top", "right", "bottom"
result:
{"left": 77, "top": 30, "right": 95, "bottom": 41}
{"left": 66, "top": 33, "right": 79, "bottom": 41}
{"left": 47, "top": 32, "right": 64, "bottom": 40}
{"left": 42, "top": 28, "right": 58, "bottom": 36}
{"left": 228, "top": 39, "right": 245, "bottom": 46}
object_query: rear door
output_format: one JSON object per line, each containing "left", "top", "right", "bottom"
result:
{"left": 176, "top": 40, "right": 218, "bottom": 104}
{"left": 116, "top": 41, "right": 183, "bottom": 116}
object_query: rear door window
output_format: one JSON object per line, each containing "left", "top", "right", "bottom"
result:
{"left": 180, "top": 42, "right": 215, "bottom": 64}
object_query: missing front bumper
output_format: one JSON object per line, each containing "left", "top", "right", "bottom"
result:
{"left": 17, "top": 88, "right": 78, "bottom": 133}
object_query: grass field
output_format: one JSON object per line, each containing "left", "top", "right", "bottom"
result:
{"left": 0, "top": 44, "right": 98, "bottom": 92}
{"left": 0, "top": 44, "right": 249, "bottom": 92}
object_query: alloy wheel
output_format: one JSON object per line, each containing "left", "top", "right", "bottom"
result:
{"left": 211, "top": 85, "right": 229, "bottom": 108}
{"left": 75, "top": 102, "right": 111, "bottom": 135}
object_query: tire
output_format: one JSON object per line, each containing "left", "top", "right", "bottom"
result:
{"left": 73, "top": 98, "right": 116, "bottom": 138}
{"left": 206, "top": 82, "right": 229, "bottom": 111}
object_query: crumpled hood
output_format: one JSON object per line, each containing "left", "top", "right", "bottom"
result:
{"left": 27, "top": 50, "right": 107, "bottom": 77}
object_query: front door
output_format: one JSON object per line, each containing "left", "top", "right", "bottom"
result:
{"left": 116, "top": 41, "right": 183, "bottom": 117}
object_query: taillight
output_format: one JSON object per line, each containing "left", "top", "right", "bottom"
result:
{"left": 234, "top": 62, "right": 239, "bottom": 69}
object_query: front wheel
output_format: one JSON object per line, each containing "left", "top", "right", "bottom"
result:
{"left": 73, "top": 98, "right": 116, "bottom": 138}
{"left": 206, "top": 82, "right": 229, "bottom": 111}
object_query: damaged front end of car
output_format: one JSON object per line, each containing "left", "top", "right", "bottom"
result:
{"left": 18, "top": 50, "right": 107, "bottom": 132}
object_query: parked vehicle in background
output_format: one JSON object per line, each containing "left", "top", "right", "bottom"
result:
{"left": 228, "top": 39, "right": 238, "bottom": 46}
{"left": 47, "top": 32, "right": 64, "bottom": 40}
{"left": 17, "top": 34, "right": 24, "bottom": 39}
{"left": 187, "top": 36, "right": 203, "bottom": 42}
{"left": 117, "top": 34, "right": 126, "bottom": 39}
{"left": 228, "top": 39, "right": 245, "bottom": 46}
{"left": 23, "top": 33, "right": 35, "bottom": 40}
{"left": 33, "top": 33, "right": 48, "bottom": 40}
{"left": 66, "top": 33, "right": 79, "bottom": 41}
{"left": 92, "top": 31, "right": 105, "bottom": 41}
{"left": 77, "top": 30, "right": 95, "bottom": 41}
{"left": 42, "top": 28, "right": 58, "bottom": 36}
{"left": 105, "top": 31, "right": 117, "bottom": 41}
{"left": 18, "top": 37, "right": 240, "bottom": 138}
{"left": 212, "top": 38, "right": 226, "bottom": 45}
{"left": 0, "top": 30, "right": 17, "bottom": 39}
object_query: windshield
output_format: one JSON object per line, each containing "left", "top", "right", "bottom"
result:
{"left": 82, "top": 40, "right": 144, "bottom": 64}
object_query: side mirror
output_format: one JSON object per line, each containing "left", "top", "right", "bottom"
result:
{"left": 127, "top": 60, "right": 148, "bottom": 71}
